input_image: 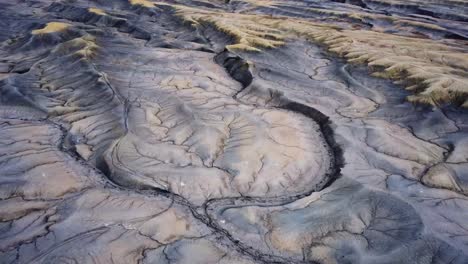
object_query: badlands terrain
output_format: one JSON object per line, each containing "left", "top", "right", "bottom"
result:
{"left": 0, "top": 0, "right": 468, "bottom": 263}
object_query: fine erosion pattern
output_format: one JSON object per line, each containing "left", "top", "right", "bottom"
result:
{"left": 0, "top": 0, "right": 468, "bottom": 264}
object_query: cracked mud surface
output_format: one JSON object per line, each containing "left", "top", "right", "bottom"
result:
{"left": 0, "top": 0, "right": 468, "bottom": 263}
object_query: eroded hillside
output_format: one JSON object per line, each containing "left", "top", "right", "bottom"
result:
{"left": 0, "top": 0, "right": 467, "bottom": 263}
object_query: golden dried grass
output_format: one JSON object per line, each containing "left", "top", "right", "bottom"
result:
{"left": 172, "top": 4, "right": 468, "bottom": 107}
{"left": 32, "top": 22, "right": 71, "bottom": 35}
{"left": 129, "top": 0, "right": 154, "bottom": 8}
{"left": 310, "top": 29, "right": 468, "bottom": 106}
{"left": 88, "top": 7, "right": 107, "bottom": 16}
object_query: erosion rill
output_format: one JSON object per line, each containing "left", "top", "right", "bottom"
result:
{"left": 0, "top": 0, "right": 467, "bottom": 263}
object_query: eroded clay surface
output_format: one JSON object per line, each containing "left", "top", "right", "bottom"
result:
{"left": 0, "top": 0, "right": 467, "bottom": 263}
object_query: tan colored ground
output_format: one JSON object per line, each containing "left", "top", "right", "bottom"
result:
{"left": 32, "top": 22, "right": 71, "bottom": 34}
{"left": 88, "top": 7, "right": 106, "bottom": 16}
{"left": 129, "top": 0, "right": 155, "bottom": 7}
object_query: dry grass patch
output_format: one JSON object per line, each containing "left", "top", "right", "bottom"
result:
{"left": 171, "top": 4, "right": 468, "bottom": 107}
{"left": 309, "top": 29, "right": 468, "bottom": 106}
{"left": 175, "top": 5, "right": 334, "bottom": 51}
{"left": 70, "top": 36, "right": 99, "bottom": 58}
{"left": 129, "top": 0, "right": 155, "bottom": 7}
{"left": 88, "top": 7, "right": 107, "bottom": 16}
{"left": 305, "top": 8, "right": 446, "bottom": 32}
{"left": 32, "top": 22, "right": 71, "bottom": 35}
